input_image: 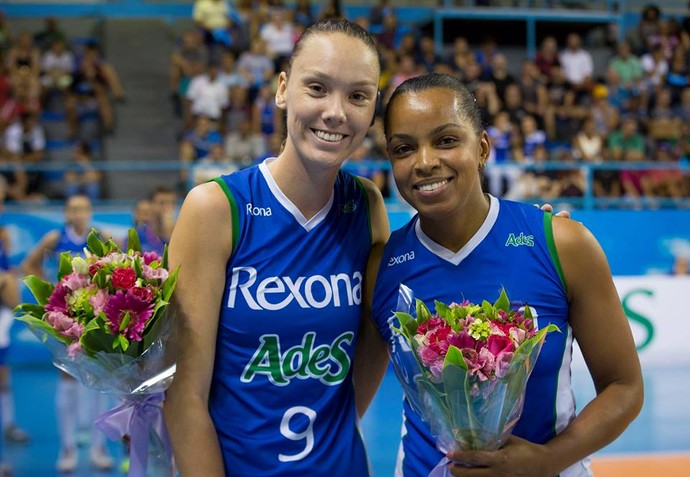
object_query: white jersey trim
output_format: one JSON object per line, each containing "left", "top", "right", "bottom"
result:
{"left": 259, "top": 159, "right": 334, "bottom": 232}
{"left": 414, "top": 195, "right": 499, "bottom": 266}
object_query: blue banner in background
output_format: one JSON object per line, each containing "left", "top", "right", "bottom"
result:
{"left": 2, "top": 207, "right": 686, "bottom": 364}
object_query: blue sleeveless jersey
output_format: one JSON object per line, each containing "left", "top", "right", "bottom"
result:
{"left": 135, "top": 224, "right": 166, "bottom": 256}
{"left": 210, "top": 160, "right": 372, "bottom": 476}
{"left": 0, "top": 238, "right": 9, "bottom": 271}
{"left": 54, "top": 226, "right": 88, "bottom": 255}
{"left": 372, "top": 196, "right": 591, "bottom": 477}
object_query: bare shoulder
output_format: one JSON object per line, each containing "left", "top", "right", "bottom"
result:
{"left": 550, "top": 214, "right": 599, "bottom": 257}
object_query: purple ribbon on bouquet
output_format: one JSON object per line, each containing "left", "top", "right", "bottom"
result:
{"left": 94, "top": 392, "right": 172, "bottom": 477}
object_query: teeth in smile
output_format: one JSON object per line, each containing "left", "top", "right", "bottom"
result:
{"left": 417, "top": 180, "right": 448, "bottom": 192}
{"left": 314, "top": 130, "right": 344, "bottom": 142}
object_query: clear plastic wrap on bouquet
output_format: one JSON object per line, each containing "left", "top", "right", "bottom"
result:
{"left": 15, "top": 229, "right": 179, "bottom": 477}
{"left": 388, "top": 284, "right": 557, "bottom": 475}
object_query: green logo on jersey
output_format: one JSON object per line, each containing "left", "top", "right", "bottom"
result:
{"left": 241, "top": 331, "right": 354, "bottom": 386}
{"left": 505, "top": 232, "right": 535, "bottom": 247}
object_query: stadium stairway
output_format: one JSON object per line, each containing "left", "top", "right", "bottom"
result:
{"left": 101, "top": 18, "right": 180, "bottom": 201}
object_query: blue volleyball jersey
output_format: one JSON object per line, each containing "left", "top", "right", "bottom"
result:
{"left": 210, "top": 160, "right": 372, "bottom": 476}
{"left": 0, "top": 237, "right": 9, "bottom": 271}
{"left": 54, "top": 226, "right": 88, "bottom": 255}
{"left": 372, "top": 196, "right": 591, "bottom": 477}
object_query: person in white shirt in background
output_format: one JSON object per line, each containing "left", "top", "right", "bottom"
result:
{"left": 559, "top": 32, "right": 593, "bottom": 100}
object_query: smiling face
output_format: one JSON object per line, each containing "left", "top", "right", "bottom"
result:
{"left": 386, "top": 85, "right": 489, "bottom": 224}
{"left": 275, "top": 31, "right": 379, "bottom": 170}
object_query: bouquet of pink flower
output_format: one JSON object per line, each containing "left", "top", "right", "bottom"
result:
{"left": 15, "top": 228, "right": 179, "bottom": 477}
{"left": 389, "top": 284, "right": 559, "bottom": 476}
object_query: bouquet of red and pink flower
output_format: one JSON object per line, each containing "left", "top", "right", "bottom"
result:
{"left": 15, "top": 228, "right": 179, "bottom": 477}
{"left": 389, "top": 285, "right": 558, "bottom": 476}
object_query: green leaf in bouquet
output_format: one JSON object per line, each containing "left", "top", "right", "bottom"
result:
{"left": 79, "top": 316, "right": 117, "bottom": 357}
{"left": 434, "top": 300, "right": 452, "bottom": 322}
{"left": 416, "top": 298, "right": 432, "bottom": 324}
{"left": 523, "top": 304, "right": 534, "bottom": 320}
{"left": 15, "top": 314, "right": 73, "bottom": 345}
{"left": 441, "top": 361, "right": 475, "bottom": 434}
{"left": 494, "top": 287, "right": 511, "bottom": 313}
{"left": 444, "top": 344, "right": 468, "bottom": 370}
{"left": 115, "top": 333, "right": 130, "bottom": 352}
{"left": 128, "top": 228, "right": 142, "bottom": 254}
{"left": 58, "top": 252, "right": 74, "bottom": 281}
{"left": 103, "top": 237, "right": 121, "bottom": 255}
{"left": 133, "top": 254, "right": 143, "bottom": 279}
{"left": 162, "top": 243, "right": 169, "bottom": 269}
{"left": 515, "top": 324, "right": 560, "bottom": 360}
{"left": 87, "top": 229, "right": 105, "bottom": 257}
{"left": 161, "top": 267, "right": 179, "bottom": 303}
{"left": 119, "top": 311, "right": 131, "bottom": 332}
{"left": 14, "top": 303, "right": 45, "bottom": 317}
{"left": 22, "top": 275, "right": 54, "bottom": 306}
{"left": 481, "top": 300, "right": 494, "bottom": 319}
{"left": 393, "top": 311, "right": 418, "bottom": 339}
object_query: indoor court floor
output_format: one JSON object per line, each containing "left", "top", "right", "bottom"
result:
{"left": 1, "top": 362, "right": 687, "bottom": 476}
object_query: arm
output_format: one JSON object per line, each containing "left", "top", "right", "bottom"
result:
{"left": 163, "top": 182, "right": 232, "bottom": 477}
{"left": 449, "top": 217, "right": 643, "bottom": 476}
{"left": 0, "top": 272, "right": 19, "bottom": 308}
{"left": 20, "top": 231, "right": 60, "bottom": 279}
{"left": 353, "top": 177, "right": 390, "bottom": 417}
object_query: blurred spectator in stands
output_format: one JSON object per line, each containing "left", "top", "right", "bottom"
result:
{"left": 632, "top": 3, "right": 662, "bottom": 54}
{"left": 675, "top": 85, "right": 690, "bottom": 122}
{"left": 648, "top": 18, "right": 680, "bottom": 61}
{"left": 475, "top": 35, "right": 498, "bottom": 77}
{"left": 260, "top": 6, "right": 295, "bottom": 69}
{"left": 535, "top": 36, "right": 560, "bottom": 82}
{"left": 665, "top": 49, "right": 689, "bottom": 104}
{"left": 346, "top": 138, "right": 388, "bottom": 195}
{"left": 225, "top": 82, "right": 251, "bottom": 133}
{"left": 486, "top": 110, "right": 520, "bottom": 197}
{"left": 132, "top": 198, "right": 152, "bottom": 228}
{"left": 318, "top": 0, "right": 343, "bottom": 21}
{"left": 590, "top": 84, "right": 620, "bottom": 138}
{"left": 179, "top": 114, "right": 223, "bottom": 186}
{"left": 0, "top": 63, "right": 12, "bottom": 122}
{"left": 573, "top": 115, "right": 605, "bottom": 163}
{"left": 252, "top": 81, "right": 282, "bottom": 140}
{"left": 64, "top": 140, "right": 101, "bottom": 201}
{"left": 224, "top": 116, "right": 265, "bottom": 167}
{"left": 218, "top": 48, "right": 247, "bottom": 91}
{"left": 33, "top": 17, "right": 67, "bottom": 53}
{"left": 237, "top": 37, "right": 275, "bottom": 101}
{"left": 2, "top": 111, "right": 45, "bottom": 200}
{"left": 608, "top": 40, "right": 644, "bottom": 96}
{"left": 544, "top": 64, "right": 583, "bottom": 141}
{"left": 5, "top": 31, "right": 42, "bottom": 104}
{"left": 369, "top": 0, "right": 393, "bottom": 33}
{"left": 192, "top": 142, "right": 238, "bottom": 185}
{"left": 384, "top": 53, "right": 422, "bottom": 102}
{"left": 40, "top": 37, "right": 75, "bottom": 102}
{"left": 480, "top": 52, "right": 516, "bottom": 105}
{"left": 474, "top": 80, "right": 501, "bottom": 124}
{"left": 517, "top": 59, "right": 548, "bottom": 128}
{"left": 646, "top": 87, "right": 682, "bottom": 155}
{"left": 502, "top": 82, "right": 528, "bottom": 128}
{"left": 640, "top": 43, "right": 669, "bottom": 110}
{"left": 602, "top": 68, "right": 635, "bottom": 114}
{"left": 67, "top": 43, "right": 126, "bottom": 137}
{"left": 446, "top": 36, "right": 474, "bottom": 79}
{"left": 135, "top": 186, "right": 178, "bottom": 256}
{"left": 0, "top": 79, "right": 41, "bottom": 134}
{"left": 609, "top": 116, "right": 646, "bottom": 163}
{"left": 292, "top": 0, "right": 315, "bottom": 28}
{"left": 169, "top": 29, "right": 208, "bottom": 119}
{"left": 253, "top": 130, "right": 283, "bottom": 165}
{"left": 375, "top": 10, "right": 411, "bottom": 51}
{"left": 192, "top": 0, "right": 236, "bottom": 52}
{"left": 0, "top": 11, "right": 12, "bottom": 59}
{"left": 515, "top": 114, "right": 547, "bottom": 163}
{"left": 559, "top": 32, "right": 593, "bottom": 101}
{"left": 186, "top": 60, "right": 229, "bottom": 131}
{"left": 416, "top": 35, "right": 442, "bottom": 73}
